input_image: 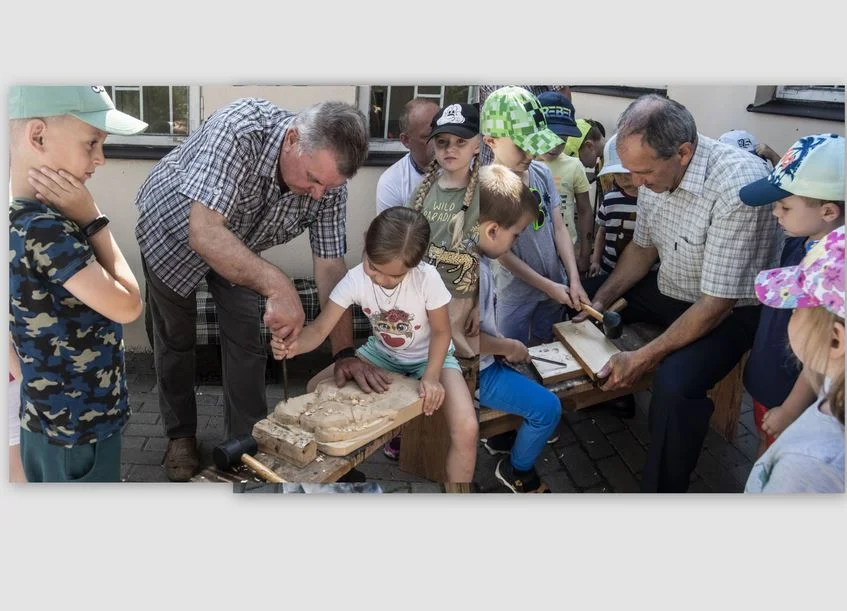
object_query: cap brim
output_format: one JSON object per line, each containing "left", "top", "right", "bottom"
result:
{"left": 71, "top": 109, "right": 149, "bottom": 136}
{"left": 514, "top": 128, "right": 564, "bottom": 157}
{"left": 428, "top": 125, "right": 479, "bottom": 141}
{"left": 739, "top": 177, "right": 792, "bottom": 207}
{"left": 549, "top": 124, "right": 582, "bottom": 138}
{"left": 597, "top": 163, "right": 629, "bottom": 177}
{"left": 754, "top": 266, "right": 810, "bottom": 310}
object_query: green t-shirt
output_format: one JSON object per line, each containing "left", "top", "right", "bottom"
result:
{"left": 541, "top": 154, "right": 589, "bottom": 244}
{"left": 407, "top": 181, "right": 479, "bottom": 298}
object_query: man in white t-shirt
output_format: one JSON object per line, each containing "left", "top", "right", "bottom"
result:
{"left": 375, "top": 99, "right": 439, "bottom": 214}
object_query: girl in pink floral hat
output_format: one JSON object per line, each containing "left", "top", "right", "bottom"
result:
{"left": 745, "top": 226, "right": 844, "bottom": 493}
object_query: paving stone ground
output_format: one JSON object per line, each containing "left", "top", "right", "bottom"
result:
{"left": 122, "top": 349, "right": 756, "bottom": 493}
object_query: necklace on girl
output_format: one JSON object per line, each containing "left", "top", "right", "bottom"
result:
{"left": 371, "top": 277, "right": 403, "bottom": 311}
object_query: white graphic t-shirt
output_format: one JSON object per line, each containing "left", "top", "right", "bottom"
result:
{"left": 329, "top": 261, "right": 452, "bottom": 363}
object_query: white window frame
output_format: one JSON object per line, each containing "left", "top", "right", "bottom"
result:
{"left": 358, "top": 85, "right": 478, "bottom": 154}
{"left": 105, "top": 85, "right": 202, "bottom": 146}
{"left": 775, "top": 85, "right": 844, "bottom": 104}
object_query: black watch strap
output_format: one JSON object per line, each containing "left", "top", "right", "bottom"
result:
{"left": 81, "top": 215, "right": 109, "bottom": 238}
{"left": 333, "top": 347, "right": 357, "bottom": 361}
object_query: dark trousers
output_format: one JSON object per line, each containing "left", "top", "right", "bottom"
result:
{"left": 581, "top": 272, "right": 760, "bottom": 492}
{"left": 142, "top": 257, "right": 270, "bottom": 441}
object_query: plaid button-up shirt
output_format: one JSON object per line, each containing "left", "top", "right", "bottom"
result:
{"left": 633, "top": 135, "right": 779, "bottom": 305}
{"left": 135, "top": 98, "right": 348, "bottom": 297}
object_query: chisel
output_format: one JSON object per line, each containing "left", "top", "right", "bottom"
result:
{"left": 529, "top": 355, "right": 574, "bottom": 368}
{"left": 282, "top": 359, "right": 289, "bottom": 402}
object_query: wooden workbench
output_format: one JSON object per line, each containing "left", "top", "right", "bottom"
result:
{"left": 192, "top": 426, "right": 402, "bottom": 485}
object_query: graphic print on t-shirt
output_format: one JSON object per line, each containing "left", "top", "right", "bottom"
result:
{"left": 363, "top": 307, "right": 422, "bottom": 350}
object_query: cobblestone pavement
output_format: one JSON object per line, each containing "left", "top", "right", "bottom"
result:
{"left": 122, "top": 350, "right": 757, "bottom": 492}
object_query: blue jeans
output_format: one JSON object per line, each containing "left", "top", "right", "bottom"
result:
{"left": 495, "top": 298, "right": 565, "bottom": 347}
{"left": 20, "top": 429, "right": 122, "bottom": 482}
{"left": 479, "top": 361, "right": 561, "bottom": 472}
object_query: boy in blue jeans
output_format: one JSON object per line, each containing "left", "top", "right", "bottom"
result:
{"left": 478, "top": 164, "right": 562, "bottom": 492}
{"left": 9, "top": 86, "right": 147, "bottom": 482}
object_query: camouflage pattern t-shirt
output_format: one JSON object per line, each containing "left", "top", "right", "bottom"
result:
{"left": 9, "top": 199, "right": 130, "bottom": 447}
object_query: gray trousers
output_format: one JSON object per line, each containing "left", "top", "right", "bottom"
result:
{"left": 142, "top": 257, "right": 269, "bottom": 441}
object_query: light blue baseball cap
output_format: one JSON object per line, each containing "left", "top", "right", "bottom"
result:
{"left": 8, "top": 85, "right": 148, "bottom": 135}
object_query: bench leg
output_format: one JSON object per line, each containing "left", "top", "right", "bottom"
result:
{"left": 707, "top": 352, "right": 749, "bottom": 441}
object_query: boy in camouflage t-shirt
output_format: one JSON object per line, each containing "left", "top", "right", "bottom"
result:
{"left": 8, "top": 86, "right": 147, "bottom": 482}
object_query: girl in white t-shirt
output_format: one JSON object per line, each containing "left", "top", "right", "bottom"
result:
{"left": 270, "top": 207, "right": 478, "bottom": 483}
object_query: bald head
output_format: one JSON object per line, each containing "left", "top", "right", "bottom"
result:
{"left": 616, "top": 94, "right": 698, "bottom": 159}
{"left": 399, "top": 98, "right": 439, "bottom": 167}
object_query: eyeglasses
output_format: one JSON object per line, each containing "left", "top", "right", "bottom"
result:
{"left": 529, "top": 187, "right": 546, "bottom": 230}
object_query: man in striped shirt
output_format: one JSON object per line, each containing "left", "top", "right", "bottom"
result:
{"left": 135, "top": 98, "right": 391, "bottom": 481}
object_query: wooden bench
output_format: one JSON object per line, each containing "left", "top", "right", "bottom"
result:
{"left": 399, "top": 320, "right": 748, "bottom": 483}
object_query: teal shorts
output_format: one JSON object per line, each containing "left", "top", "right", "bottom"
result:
{"left": 20, "top": 428, "right": 122, "bottom": 483}
{"left": 356, "top": 336, "right": 461, "bottom": 380}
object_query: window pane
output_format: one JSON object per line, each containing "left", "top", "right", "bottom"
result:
{"left": 369, "top": 86, "right": 388, "bottom": 139}
{"left": 417, "top": 86, "right": 441, "bottom": 96}
{"left": 172, "top": 86, "right": 189, "bottom": 135}
{"left": 444, "top": 86, "right": 471, "bottom": 105}
{"left": 111, "top": 87, "right": 140, "bottom": 121}
{"left": 386, "top": 86, "right": 414, "bottom": 139}
{"left": 143, "top": 86, "right": 172, "bottom": 135}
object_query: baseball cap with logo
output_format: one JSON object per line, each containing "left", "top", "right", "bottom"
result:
{"left": 755, "top": 225, "right": 844, "bottom": 318}
{"left": 537, "top": 91, "right": 581, "bottom": 138}
{"left": 718, "top": 129, "right": 758, "bottom": 154}
{"left": 739, "top": 133, "right": 844, "bottom": 207}
{"left": 481, "top": 86, "right": 563, "bottom": 156}
{"left": 8, "top": 85, "right": 148, "bottom": 136}
{"left": 597, "top": 133, "right": 630, "bottom": 177}
{"left": 428, "top": 103, "right": 480, "bottom": 140}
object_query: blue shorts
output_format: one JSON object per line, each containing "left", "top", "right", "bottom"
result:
{"left": 356, "top": 336, "right": 461, "bottom": 380}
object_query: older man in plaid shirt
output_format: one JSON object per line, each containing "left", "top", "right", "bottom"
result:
{"left": 135, "top": 98, "right": 392, "bottom": 481}
{"left": 577, "top": 94, "right": 779, "bottom": 492}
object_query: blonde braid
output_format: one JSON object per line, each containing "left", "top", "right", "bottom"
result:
{"left": 412, "top": 159, "right": 440, "bottom": 211}
{"left": 447, "top": 152, "right": 480, "bottom": 250}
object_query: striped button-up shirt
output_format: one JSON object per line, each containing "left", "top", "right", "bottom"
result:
{"left": 135, "top": 98, "right": 348, "bottom": 297}
{"left": 632, "top": 135, "right": 779, "bottom": 305}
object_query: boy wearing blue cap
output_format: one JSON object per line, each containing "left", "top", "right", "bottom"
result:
{"left": 739, "top": 133, "right": 845, "bottom": 457}
{"left": 536, "top": 91, "right": 595, "bottom": 273}
{"left": 9, "top": 86, "right": 147, "bottom": 482}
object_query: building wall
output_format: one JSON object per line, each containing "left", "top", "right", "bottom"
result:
{"left": 91, "top": 85, "right": 844, "bottom": 351}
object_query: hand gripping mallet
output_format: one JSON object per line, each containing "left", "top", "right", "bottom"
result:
{"left": 213, "top": 434, "right": 287, "bottom": 483}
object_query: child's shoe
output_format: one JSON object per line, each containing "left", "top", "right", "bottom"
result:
{"left": 481, "top": 430, "right": 517, "bottom": 455}
{"left": 495, "top": 458, "right": 550, "bottom": 493}
{"left": 383, "top": 434, "right": 401, "bottom": 461}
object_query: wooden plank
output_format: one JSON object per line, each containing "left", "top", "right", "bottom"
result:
{"left": 553, "top": 320, "right": 620, "bottom": 381}
{"left": 252, "top": 419, "right": 317, "bottom": 467}
{"left": 399, "top": 408, "right": 451, "bottom": 482}
{"left": 316, "top": 397, "right": 422, "bottom": 456}
{"left": 527, "top": 341, "right": 584, "bottom": 385}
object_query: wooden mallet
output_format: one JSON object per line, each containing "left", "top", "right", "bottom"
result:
{"left": 213, "top": 434, "right": 287, "bottom": 483}
{"left": 579, "top": 297, "right": 627, "bottom": 339}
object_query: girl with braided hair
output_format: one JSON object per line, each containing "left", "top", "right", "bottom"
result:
{"left": 406, "top": 103, "right": 481, "bottom": 361}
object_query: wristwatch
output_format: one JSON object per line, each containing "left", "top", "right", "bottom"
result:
{"left": 81, "top": 215, "right": 110, "bottom": 238}
{"left": 333, "top": 347, "right": 357, "bottom": 362}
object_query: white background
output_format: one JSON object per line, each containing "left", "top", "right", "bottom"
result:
{"left": 2, "top": 2, "right": 845, "bottom": 609}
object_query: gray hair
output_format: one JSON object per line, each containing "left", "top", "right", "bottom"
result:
{"left": 616, "top": 94, "right": 698, "bottom": 159}
{"left": 291, "top": 101, "right": 369, "bottom": 177}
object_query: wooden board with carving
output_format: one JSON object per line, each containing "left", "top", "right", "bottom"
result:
{"left": 270, "top": 374, "right": 423, "bottom": 457}
{"left": 527, "top": 341, "right": 584, "bottom": 385}
{"left": 553, "top": 320, "right": 620, "bottom": 381}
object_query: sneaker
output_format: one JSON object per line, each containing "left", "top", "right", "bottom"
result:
{"left": 495, "top": 458, "right": 550, "bottom": 493}
{"left": 163, "top": 436, "right": 200, "bottom": 482}
{"left": 482, "top": 430, "right": 517, "bottom": 455}
{"left": 383, "top": 434, "right": 401, "bottom": 461}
